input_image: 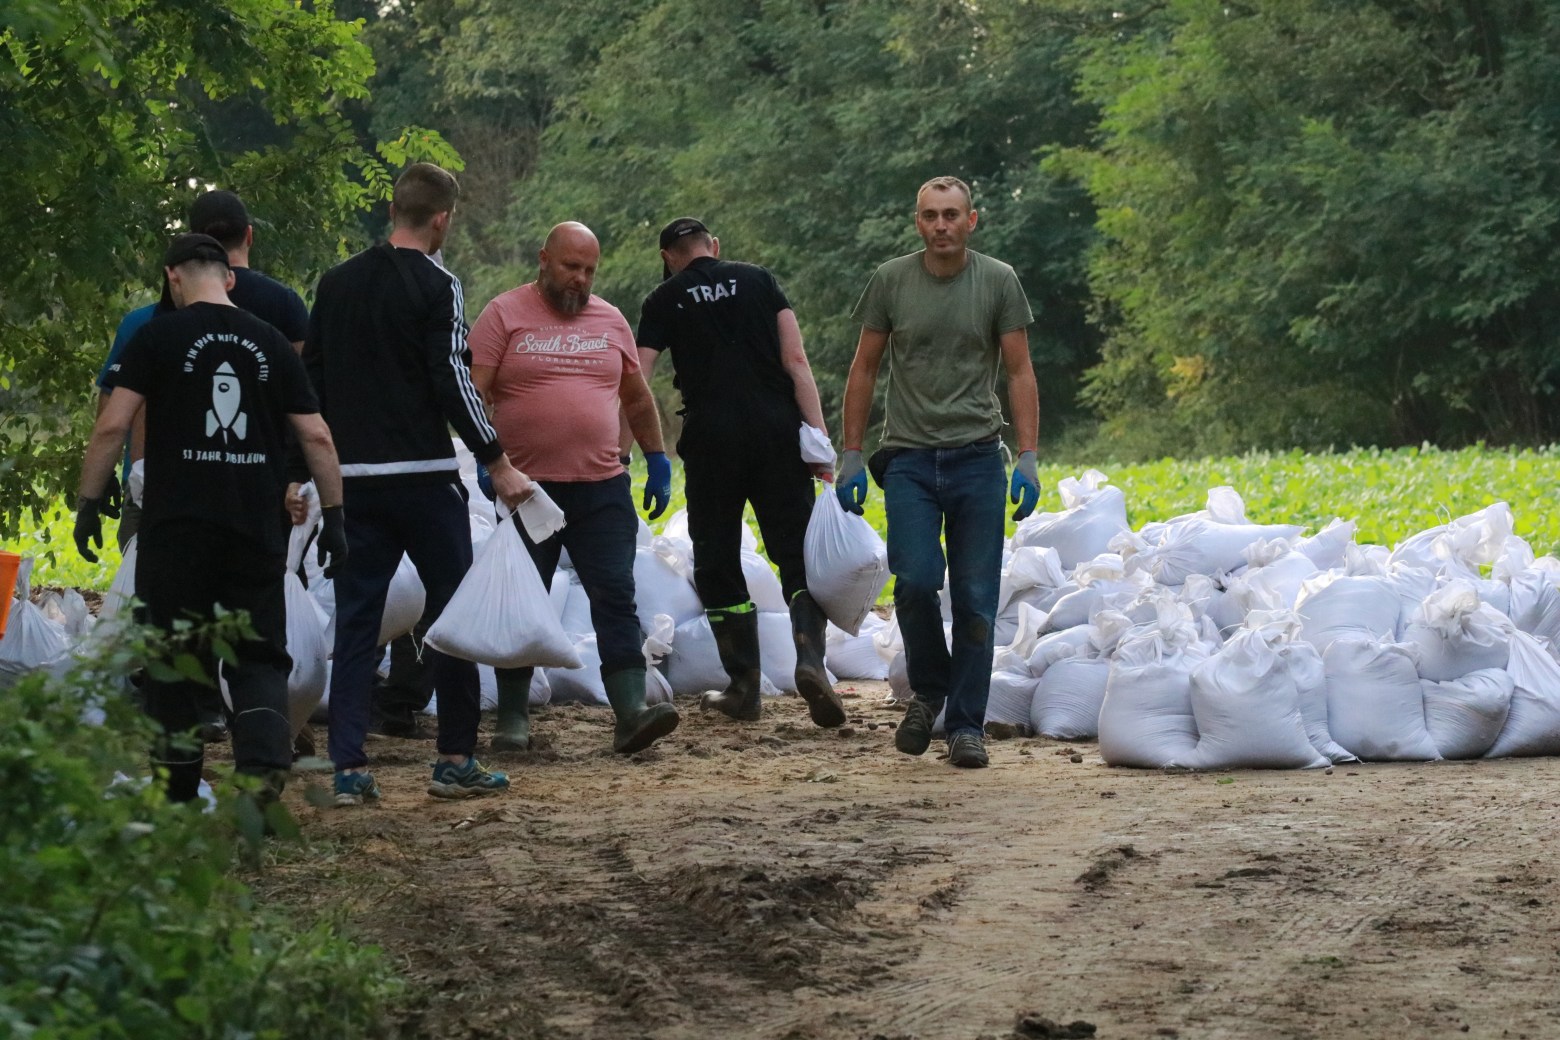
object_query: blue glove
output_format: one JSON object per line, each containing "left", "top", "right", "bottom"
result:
{"left": 644, "top": 451, "right": 671, "bottom": 520}
{"left": 476, "top": 462, "right": 496, "bottom": 502}
{"left": 1010, "top": 450, "right": 1039, "bottom": 522}
{"left": 836, "top": 449, "right": 867, "bottom": 515}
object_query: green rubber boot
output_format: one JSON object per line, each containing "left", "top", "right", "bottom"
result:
{"left": 790, "top": 591, "right": 846, "bottom": 728}
{"left": 700, "top": 605, "right": 764, "bottom": 722}
{"left": 491, "top": 666, "right": 533, "bottom": 752}
{"left": 603, "top": 667, "right": 680, "bottom": 754}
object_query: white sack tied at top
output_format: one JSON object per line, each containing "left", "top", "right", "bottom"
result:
{"left": 1400, "top": 580, "right": 1512, "bottom": 682}
{"left": 1171, "top": 614, "right": 1328, "bottom": 771}
{"left": 803, "top": 488, "right": 889, "bottom": 636}
{"left": 1097, "top": 600, "right": 1212, "bottom": 768}
{"left": 1010, "top": 470, "right": 1130, "bottom": 571}
{"left": 1322, "top": 637, "right": 1441, "bottom": 762}
{"left": 1422, "top": 668, "right": 1513, "bottom": 760}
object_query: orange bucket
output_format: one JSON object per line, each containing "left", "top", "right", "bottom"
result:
{"left": 0, "top": 550, "right": 20, "bottom": 640}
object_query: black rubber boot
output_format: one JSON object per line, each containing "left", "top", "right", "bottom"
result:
{"left": 790, "top": 592, "right": 846, "bottom": 728}
{"left": 491, "top": 666, "right": 533, "bottom": 752}
{"left": 700, "top": 606, "right": 764, "bottom": 722}
{"left": 603, "top": 667, "right": 680, "bottom": 754}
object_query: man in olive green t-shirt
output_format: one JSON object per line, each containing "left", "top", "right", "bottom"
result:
{"left": 837, "top": 175, "right": 1041, "bottom": 769}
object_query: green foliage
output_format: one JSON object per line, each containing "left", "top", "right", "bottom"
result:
{"left": 0, "top": 0, "right": 461, "bottom": 541}
{"left": 0, "top": 619, "right": 401, "bottom": 1037}
{"left": 430, "top": 0, "right": 1104, "bottom": 441}
{"left": 1056, "top": 0, "right": 1560, "bottom": 455}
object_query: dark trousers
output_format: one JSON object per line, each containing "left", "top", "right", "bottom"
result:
{"left": 503, "top": 474, "right": 641, "bottom": 677}
{"left": 136, "top": 520, "right": 293, "bottom": 801}
{"left": 329, "top": 482, "right": 478, "bottom": 768}
{"left": 681, "top": 429, "right": 813, "bottom": 609}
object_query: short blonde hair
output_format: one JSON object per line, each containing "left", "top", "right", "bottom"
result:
{"left": 916, "top": 176, "right": 972, "bottom": 210}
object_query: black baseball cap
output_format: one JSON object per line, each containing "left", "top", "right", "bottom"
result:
{"left": 188, "top": 190, "right": 250, "bottom": 244}
{"left": 658, "top": 217, "right": 709, "bottom": 251}
{"left": 159, "top": 233, "right": 231, "bottom": 308}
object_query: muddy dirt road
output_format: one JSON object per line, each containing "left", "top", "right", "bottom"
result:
{"left": 257, "top": 682, "right": 1560, "bottom": 1040}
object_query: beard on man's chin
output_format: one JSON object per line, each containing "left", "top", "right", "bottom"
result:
{"left": 540, "top": 281, "right": 588, "bottom": 316}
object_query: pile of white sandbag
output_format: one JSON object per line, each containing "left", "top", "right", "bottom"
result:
{"left": 978, "top": 471, "right": 1560, "bottom": 769}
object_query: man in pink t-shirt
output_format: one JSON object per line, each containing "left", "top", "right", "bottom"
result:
{"left": 469, "top": 222, "right": 677, "bottom": 755}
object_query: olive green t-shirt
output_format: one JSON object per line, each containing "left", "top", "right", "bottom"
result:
{"left": 851, "top": 249, "right": 1034, "bottom": 450}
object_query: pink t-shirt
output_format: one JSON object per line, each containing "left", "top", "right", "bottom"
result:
{"left": 469, "top": 283, "right": 640, "bottom": 482}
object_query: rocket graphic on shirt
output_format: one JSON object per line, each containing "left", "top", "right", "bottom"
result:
{"left": 206, "top": 361, "right": 248, "bottom": 443}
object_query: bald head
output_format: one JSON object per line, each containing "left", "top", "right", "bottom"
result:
{"left": 537, "top": 222, "right": 600, "bottom": 316}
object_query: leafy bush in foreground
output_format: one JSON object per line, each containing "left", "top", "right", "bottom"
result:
{"left": 0, "top": 625, "right": 401, "bottom": 1038}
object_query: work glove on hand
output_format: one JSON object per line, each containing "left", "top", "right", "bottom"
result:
{"left": 317, "top": 505, "right": 349, "bottom": 578}
{"left": 476, "top": 462, "right": 496, "bottom": 502}
{"left": 1010, "top": 450, "right": 1040, "bottom": 522}
{"left": 100, "top": 472, "right": 123, "bottom": 520}
{"left": 836, "top": 449, "right": 867, "bottom": 515}
{"left": 74, "top": 497, "right": 104, "bottom": 564}
{"left": 643, "top": 451, "right": 671, "bottom": 520}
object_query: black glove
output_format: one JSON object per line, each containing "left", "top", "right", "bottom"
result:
{"left": 317, "top": 505, "right": 349, "bottom": 578}
{"left": 101, "top": 472, "right": 123, "bottom": 520}
{"left": 74, "top": 496, "right": 104, "bottom": 564}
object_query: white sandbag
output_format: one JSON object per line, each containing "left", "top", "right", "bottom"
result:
{"left": 886, "top": 649, "right": 913, "bottom": 703}
{"left": 1401, "top": 580, "right": 1511, "bottom": 681}
{"left": 1279, "top": 640, "right": 1356, "bottom": 763}
{"left": 1026, "top": 626, "right": 1096, "bottom": 678}
{"left": 546, "top": 635, "right": 608, "bottom": 705}
{"left": 742, "top": 549, "right": 788, "bottom": 613}
{"left": 1010, "top": 470, "right": 1130, "bottom": 570}
{"left": 1042, "top": 570, "right": 1150, "bottom": 633}
{"left": 633, "top": 539, "right": 703, "bottom": 628}
{"left": 557, "top": 570, "right": 594, "bottom": 638}
{"left": 1485, "top": 629, "right": 1560, "bottom": 758}
{"left": 642, "top": 614, "right": 676, "bottom": 707}
{"left": 1423, "top": 668, "right": 1513, "bottom": 759}
{"left": 469, "top": 664, "right": 549, "bottom": 713}
{"left": 986, "top": 670, "right": 1038, "bottom": 728}
{"left": 1296, "top": 518, "right": 1357, "bottom": 570}
{"left": 826, "top": 617, "right": 889, "bottom": 680}
{"left": 664, "top": 614, "right": 729, "bottom": 695}
{"left": 282, "top": 571, "right": 327, "bottom": 735}
{"left": 998, "top": 546, "right": 1067, "bottom": 613}
{"left": 1506, "top": 568, "right": 1560, "bottom": 646}
{"left": 993, "top": 602, "right": 1048, "bottom": 673}
{"left": 1097, "top": 605, "right": 1210, "bottom": 768}
{"left": 379, "top": 553, "right": 426, "bottom": 645}
{"left": 1143, "top": 517, "right": 1305, "bottom": 587}
{"left": 1295, "top": 573, "right": 1400, "bottom": 652}
{"left": 1031, "top": 657, "right": 1109, "bottom": 739}
{"left": 758, "top": 610, "right": 799, "bottom": 692}
{"left": 1174, "top": 624, "right": 1328, "bottom": 770}
{"left": 803, "top": 488, "right": 889, "bottom": 635}
{"left": 1228, "top": 540, "right": 1318, "bottom": 613}
{"left": 872, "top": 613, "right": 904, "bottom": 662}
{"left": 1322, "top": 638, "right": 1441, "bottom": 761}
{"left": 37, "top": 588, "right": 94, "bottom": 638}
{"left": 1385, "top": 564, "right": 1437, "bottom": 635}
{"left": 0, "top": 559, "right": 73, "bottom": 687}
{"left": 102, "top": 535, "right": 138, "bottom": 619}
{"left": 424, "top": 518, "right": 581, "bottom": 669}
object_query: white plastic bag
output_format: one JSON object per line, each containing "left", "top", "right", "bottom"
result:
{"left": 985, "top": 670, "right": 1038, "bottom": 728}
{"left": 804, "top": 489, "right": 888, "bottom": 635}
{"left": 825, "top": 616, "right": 889, "bottom": 680}
{"left": 1294, "top": 573, "right": 1400, "bottom": 652}
{"left": 101, "top": 535, "right": 138, "bottom": 619}
{"left": 1401, "top": 581, "right": 1511, "bottom": 681}
{"left": 799, "top": 424, "right": 835, "bottom": 466}
{"left": 1097, "top": 604, "right": 1210, "bottom": 768}
{"left": 1010, "top": 470, "right": 1130, "bottom": 570}
{"left": 1175, "top": 624, "right": 1328, "bottom": 770}
{"left": 1031, "top": 657, "right": 1109, "bottom": 739}
{"left": 282, "top": 572, "right": 328, "bottom": 735}
{"left": 424, "top": 517, "right": 581, "bottom": 669}
{"left": 1485, "top": 629, "right": 1560, "bottom": 758}
{"left": 0, "top": 559, "right": 73, "bottom": 687}
{"left": 742, "top": 549, "right": 789, "bottom": 613}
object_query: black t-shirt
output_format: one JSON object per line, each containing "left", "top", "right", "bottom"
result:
{"left": 636, "top": 256, "right": 800, "bottom": 441}
{"left": 231, "top": 267, "right": 309, "bottom": 345}
{"left": 113, "top": 302, "right": 320, "bottom": 552}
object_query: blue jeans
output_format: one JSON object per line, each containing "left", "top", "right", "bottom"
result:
{"left": 881, "top": 440, "right": 1005, "bottom": 738}
{"left": 329, "top": 481, "right": 479, "bottom": 769}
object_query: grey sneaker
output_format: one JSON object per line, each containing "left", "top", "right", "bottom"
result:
{"left": 948, "top": 732, "right": 989, "bottom": 769}
{"left": 895, "top": 699, "right": 937, "bottom": 756}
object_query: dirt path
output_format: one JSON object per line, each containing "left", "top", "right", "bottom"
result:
{"left": 255, "top": 683, "right": 1560, "bottom": 1040}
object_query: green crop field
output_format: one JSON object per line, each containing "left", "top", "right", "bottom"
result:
{"left": 7, "top": 444, "right": 1558, "bottom": 594}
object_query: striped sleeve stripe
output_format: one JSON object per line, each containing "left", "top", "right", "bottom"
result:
{"left": 426, "top": 254, "right": 498, "bottom": 443}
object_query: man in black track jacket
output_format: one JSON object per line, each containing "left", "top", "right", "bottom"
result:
{"left": 302, "top": 162, "right": 532, "bottom": 806}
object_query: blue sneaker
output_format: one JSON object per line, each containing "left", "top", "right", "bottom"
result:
{"left": 333, "top": 769, "right": 381, "bottom": 807}
{"left": 428, "top": 757, "right": 510, "bottom": 799}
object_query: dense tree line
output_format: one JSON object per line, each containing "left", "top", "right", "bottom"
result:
{"left": 5, "top": 0, "right": 1558, "bottom": 537}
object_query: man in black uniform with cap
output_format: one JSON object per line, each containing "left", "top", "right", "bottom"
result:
{"left": 635, "top": 218, "right": 844, "bottom": 727}
{"left": 75, "top": 233, "right": 348, "bottom": 804}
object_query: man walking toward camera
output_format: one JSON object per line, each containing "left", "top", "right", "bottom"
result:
{"left": 468, "top": 221, "right": 679, "bottom": 755}
{"left": 635, "top": 217, "right": 844, "bottom": 728}
{"left": 74, "top": 233, "right": 347, "bottom": 805}
{"left": 304, "top": 163, "right": 532, "bottom": 804}
{"left": 837, "top": 176, "right": 1040, "bottom": 769}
